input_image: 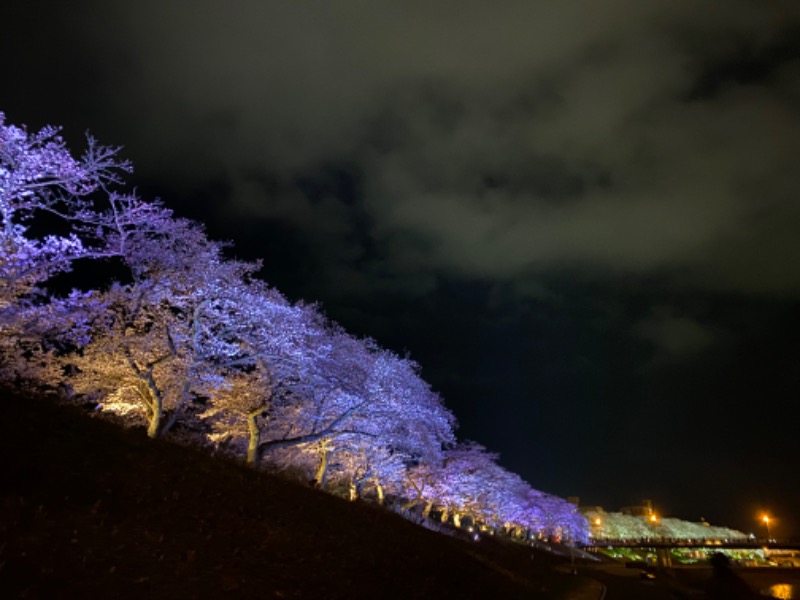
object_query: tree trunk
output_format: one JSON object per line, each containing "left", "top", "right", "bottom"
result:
{"left": 138, "top": 384, "right": 162, "bottom": 439}
{"left": 161, "top": 410, "right": 178, "bottom": 435}
{"left": 132, "top": 363, "right": 166, "bottom": 439}
{"left": 422, "top": 502, "right": 433, "bottom": 518}
{"left": 401, "top": 497, "right": 422, "bottom": 512}
{"left": 246, "top": 408, "right": 262, "bottom": 466}
{"left": 314, "top": 441, "right": 331, "bottom": 489}
{"left": 160, "top": 381, "right": 191, "bottom": 436}
{"left": 146, "top": 399, "right": 162, "bottom": 438}
{"left": 373, "top": 478, "right": 384, "bottom": 505}
{"left": 348, "top": 480, "right": 358, "bottom": 501}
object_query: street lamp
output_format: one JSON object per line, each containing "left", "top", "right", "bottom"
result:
{"left": 762, "top": 514, "right": 772, "bottom": 541}
{"left": 647, "top": 512, "right": 660, "bottom": 541}
{"left": 590, "top": 517, "right": 603, "bottom": 542}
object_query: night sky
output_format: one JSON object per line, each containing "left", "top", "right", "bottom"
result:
{"left": 4, "top": 1, "right": 800, "bottom": 536}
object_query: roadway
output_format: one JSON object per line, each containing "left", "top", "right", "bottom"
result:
{"left": 577, "top": 563, "right": 698, "bottom": 599}
{"left": 575, "top": 562, "right": 800, "bottom": 599}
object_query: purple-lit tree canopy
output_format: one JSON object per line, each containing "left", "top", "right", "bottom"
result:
{"left": 0, "top": 113, "right": 127, "bottom": 303}
{"left": 0, "top": 113, "right": 588, "bottom": 543}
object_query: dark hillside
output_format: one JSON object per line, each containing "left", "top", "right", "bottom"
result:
{"left": 0, "top": 388, "right": 582, "bottom": 599}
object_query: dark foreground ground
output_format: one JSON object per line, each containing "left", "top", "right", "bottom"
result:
{"left": 0, "top": 388, "right": 592, "bottom": 599}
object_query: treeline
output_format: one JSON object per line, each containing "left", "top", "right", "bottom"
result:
{"left": 0, "top": 112, "right": 587, "bottom": 542}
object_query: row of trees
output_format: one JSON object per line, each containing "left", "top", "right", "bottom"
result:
{"left": 0, "top": 112, "right": 588, "bottom": 542}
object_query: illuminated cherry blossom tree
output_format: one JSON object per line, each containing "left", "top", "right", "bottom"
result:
{"left": 1, "top": 113, "right": 133, "bottom": 379}
{"left": 195, "top": 286, "right": 334, "bottom": 463}
{"left": 399, "top": 442, "right": 588, "bottom": 541}
{"left": 1, "top": 113, "right": 257, "bottom": 435}
{"left": 0, "top": 112, "right": 130, "bottom": 304}
{"left": 65, "top": 216, "right": 255, "bottom": 437}
{"left": 295, "top": 349, "right": 456, "bottom": 500}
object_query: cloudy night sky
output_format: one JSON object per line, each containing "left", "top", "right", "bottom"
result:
{"left": 4, "top": 0, "right": 800, "bottom": 535}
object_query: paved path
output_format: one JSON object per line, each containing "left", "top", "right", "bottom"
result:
{"left": 563, "top": 577, "right": 606, "bottom": 600}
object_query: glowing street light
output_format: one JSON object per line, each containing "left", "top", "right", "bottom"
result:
{"left": 762, "top": 514, "right": 772, "bottom": 541}
{"left": 646, "top": 512, "right": 660, "bottom": 541}
{"left": 589, "top": 516, "right": 603, "bottom": 542}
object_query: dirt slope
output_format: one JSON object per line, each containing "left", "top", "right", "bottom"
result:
{"left": 0, "top": 388, "right": 579, "bottom": 599}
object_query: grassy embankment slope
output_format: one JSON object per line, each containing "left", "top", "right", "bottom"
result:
{"left": 0, "top": 388, "right": 589, "bottom": 599}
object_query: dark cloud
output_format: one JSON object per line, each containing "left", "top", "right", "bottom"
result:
{"left": 635, "top": 308, "right": 718, "bottom": 362}
{"left": 60, "top": 0, "right": 800, "bottom": 299}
